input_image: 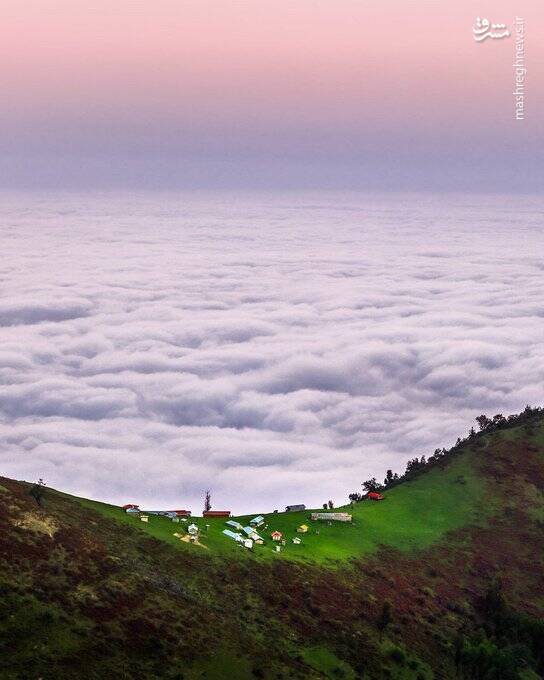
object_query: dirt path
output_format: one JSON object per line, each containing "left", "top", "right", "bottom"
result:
{"left": 175, "top": 532, "right": 209, "bottom": 549}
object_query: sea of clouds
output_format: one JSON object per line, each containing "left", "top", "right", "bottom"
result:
{"left": 1, "top": 191, "right": 543, "bottom": 512}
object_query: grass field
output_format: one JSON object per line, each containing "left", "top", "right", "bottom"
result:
{"left": 71, "top": 446, "right": 489, "bottom": 565}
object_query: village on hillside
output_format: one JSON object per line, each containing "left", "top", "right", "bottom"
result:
{"left": 120, "top": 493, "right": 385, "bottom": 553}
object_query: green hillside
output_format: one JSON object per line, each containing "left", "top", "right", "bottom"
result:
{"left": 74, "top": 447, "right": 488, "bottom": 564}
{"left": 1, "top": 410, "right": 543, "bottom": 680}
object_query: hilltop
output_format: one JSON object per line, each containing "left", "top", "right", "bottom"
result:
{"left": 1, "top": 409, "right": 543, "bottom": 679}
{"left": 72, "top": 438, "right": 487, "bottom": 565}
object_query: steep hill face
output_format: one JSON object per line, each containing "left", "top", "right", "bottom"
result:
{"left": 1, "top": 413, "right": 543, "bottom": 680}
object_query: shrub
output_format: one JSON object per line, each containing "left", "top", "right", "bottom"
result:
{"left": 388, "top": 646, "right": 406, "bottom": 664}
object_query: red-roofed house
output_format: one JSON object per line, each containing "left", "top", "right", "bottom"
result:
{"left": 203, "top": 510, "right": 231, "bottom": 518}
{"left": 271, "top": 531, "right": 282, "bottom": 541}
{"left": 122, "top": 504, "right": 139, "bottom": 511}
{"left": 174, "top": 510, "right": 191, "bottom": 517}
{"left": 367, "top": 492, "right": 385, "bottom": 501}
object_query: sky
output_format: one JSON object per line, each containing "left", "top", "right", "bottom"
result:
{"left": 1, "top": 192, "right": 543, "bottom": 512}
{"left": 1, "top": 0, "right": 543, "bottom": 190}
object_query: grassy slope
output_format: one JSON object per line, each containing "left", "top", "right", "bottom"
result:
{"left": 1, "top": 416, "right": 543, "bottom": 680}
{"left": 73, "top": 449, "right": 487, "bottom": 565}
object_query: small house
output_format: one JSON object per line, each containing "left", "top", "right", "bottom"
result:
{"left": 222, "top": 529, "right": 243, "bottom": 543}
{"left": 225, "top": 520, "right": 243, "bottom": 531}
{"left": 297, "top": 524, "right": 309, "bottom": 533}
{"left": 126, "top": 507, "right": 140, "bottom": 515}
{"left": 174, "top": 510, "right": 191, "bottom": 517}
{"left": 249, "top": 515, "right": 265, "bottom": 527}
{"left": 203, "top": 510, "right": 231, "bottom": 518}
{"left": 140, "top": 515, "right": 149, "bottom": 523}
{"left": 243, "top": 539, "right": 253, "bottom": 550}
{"left": 242, "top": 526, "right": 264, "bottom": 543}
{"left": 271, "top": 531, "right": 282, "bottom": 542}
{"left": 310, "top": 512, "right": 352, "bottom": 522}
{"left": 292, "top": 537, "right": 302, "bottom": 545}
{"left": 188, "top": 523, "right": 199, "bottom": 535}
{"left": 122, "top": 503, "right": 139, "bottom": 511}
{"left": 285, "top": 504, "right": 306, "bottom": 512}
{"left": 367, "top": 492, "right": 385, "bottom": 501}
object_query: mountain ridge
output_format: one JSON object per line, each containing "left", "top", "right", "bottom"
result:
{"left": 1, "top": 409, "right": 543, "bottom": 679}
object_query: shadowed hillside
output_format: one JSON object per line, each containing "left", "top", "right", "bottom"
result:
{"left": 1, "top": 411, "right": 543, "bottom": 679}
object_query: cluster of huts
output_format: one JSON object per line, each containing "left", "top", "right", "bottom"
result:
{"left": 122, "top": 504, "right": 192, "bottom": 525}
{"left": 223, "top": 516, "right": 266, "bottom": 549}
{"left": 122, "top": 502, "right": 360, "bottom": 552}
{"left": 221, "top": 515, "right": 315, "bottom": 551}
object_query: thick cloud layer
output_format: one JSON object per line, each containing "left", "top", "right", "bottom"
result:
{"left": 1, "top": 192, "right": 543, "bottom": 512}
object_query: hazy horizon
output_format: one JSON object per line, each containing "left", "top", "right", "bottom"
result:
{"left": 1, "top": 0, "right": 542, "bottom": 191}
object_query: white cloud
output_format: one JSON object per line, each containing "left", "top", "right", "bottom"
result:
{"left": 1, "top": 191, "right": 543, "bottom": 512}
{"left": 0, "top": 298, "right": 93, "bottom": 327}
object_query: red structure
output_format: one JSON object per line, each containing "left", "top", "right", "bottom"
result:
{"left": 203, "top": 510, "right": 231, "bottom": 518}
{"left": 367, "top": 492, "right": 384, "bottom": 501}
{"left": 174, "top": 510, "right": 191, "bottom": 517}
{"left": 122, "top": 503, "right": 139, "bottom": 510}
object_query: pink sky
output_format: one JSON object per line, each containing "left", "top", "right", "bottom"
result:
{"left": 0, "top": 0, "right": 542, "bottom": 189}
